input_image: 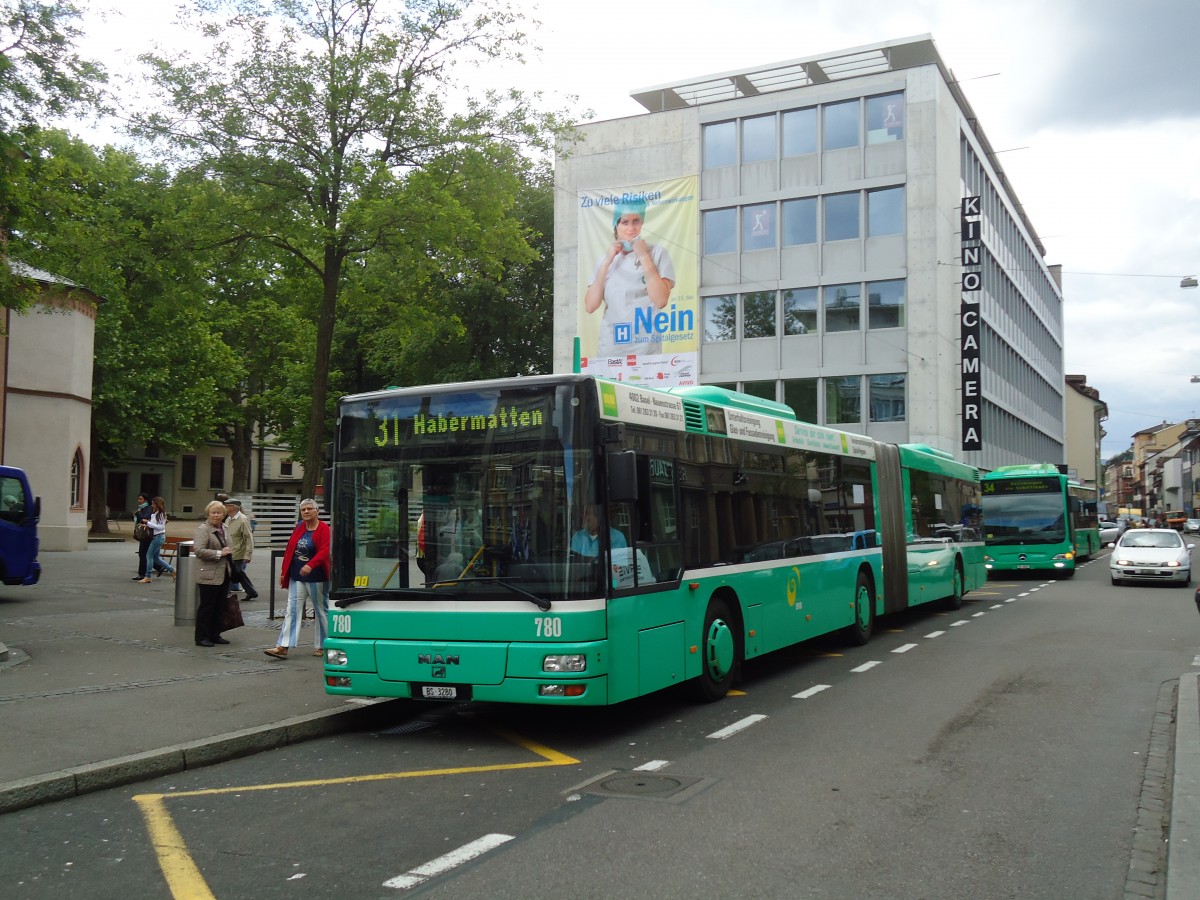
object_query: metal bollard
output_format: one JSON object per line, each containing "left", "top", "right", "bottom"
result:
{"left": 174, "top": 541, "right": 200, "bottom": 625}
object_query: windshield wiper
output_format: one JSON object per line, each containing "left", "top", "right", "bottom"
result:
{"left": 431, "top": 577, "right": 552, "bottom": 611}
{"left": 333, "top": 578, "right": 551, "bottom": 611}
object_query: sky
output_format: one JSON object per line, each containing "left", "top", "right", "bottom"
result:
{"left": 71, "top": 0, "right": 1200, "bottom": 461}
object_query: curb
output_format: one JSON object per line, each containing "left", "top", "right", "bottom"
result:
{"left": 0, "top": 697, "right": 408, "bottom": 815}
{"left": 1169, "top": 672, "right": 1200, "bottom": 899}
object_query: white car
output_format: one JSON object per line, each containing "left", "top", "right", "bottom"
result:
{"left": 1110, "top": 529, "right": 1193, "bottom": 586}
{"left": 1098, "top": 520, "right": 1122, "bottom": 545}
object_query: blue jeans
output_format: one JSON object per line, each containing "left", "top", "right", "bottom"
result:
{"left": 278, "top": 580, "right": 328, "bottom": 649}
{"left": 147, "top": 532, "right": 174, "bottom": 576}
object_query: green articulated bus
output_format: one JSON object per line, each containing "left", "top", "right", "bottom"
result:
{"left": 323, "top": 374, "right": 986, "bottom": 706}
{"left": 980, "top": 463, "right": 1101, "bottom": 577}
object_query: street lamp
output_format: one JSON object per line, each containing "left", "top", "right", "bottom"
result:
{"left": 1183, "top": 276, "right": 1199, "bottom": 289}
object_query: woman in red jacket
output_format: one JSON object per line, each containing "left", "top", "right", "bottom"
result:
{"left": 265, "top": 498, "right": 330, "bottom": 659}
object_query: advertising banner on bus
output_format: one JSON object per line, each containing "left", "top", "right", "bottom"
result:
{"left": 577, "top": 176, "right": 698, "bottom": 387}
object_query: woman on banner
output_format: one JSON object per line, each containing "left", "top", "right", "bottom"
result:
{"left": 583, "top": 197, "right": 675, "bottom": 357}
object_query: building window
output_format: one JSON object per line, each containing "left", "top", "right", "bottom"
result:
{"left": 782, "top": 197, "right": 817, "bottom": 246}
{"left": 824, "top": 192, "right": 859, "bottom": 241}
{"left": 742, "top": 114, "right": 776, "bottom": 163}
{"left": 825, "top": 283, "right": 861, "bottom": 333}
{"left": 867, "top": 186, "right": 905, "bottom": 236}
{"left": 703, "top": 295, "right": 737, "bottom": 342}
{"left": 783, "top": 287, "right": 818, "bottom": 335}
{"left": 703, "top": 208, "right": 737, "bottom": 254}
{"left": 866, "top": 92, "right": 904, "bottom": 144}
{"left": 209, "top": 457, "right": 226, "bottom": 491}
{"left": 826, "top": 376, "right": 861, "bottom": 425}
{"left": 280, "top": 460, "right": 294, "bottom": 477}
{"left": 742, "top": 204, "right": 776, "bottom": 251}
{"left": 742, "top": 291, "right": 776, "bottom": 339}
{"left": 867, "top": 279, "right": 906, "bottom": 329}
{"left": 869, "top": 374, "right": 907, "bottom": 422}
{"left": 181, "top": 455, "right": 197, "bottom": 490}
{"left": 741, "top": 380, "right": 776, "bottom": 402}
{"left": 823, "top": 99, "right": 860, "bottom": 150}
{"left": 70, "top": 449, "right": 84, "bottom": 509}
{"left": 782, "top": 107, "right": 817, "bottom": 156}
{"left": 784, "top": 378, "right": 819, "bottom": 423}
{"left": 703, "top": 121, "right": 737, "bottom": 168}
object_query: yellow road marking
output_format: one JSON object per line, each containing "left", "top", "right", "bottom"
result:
{"left": 134, "top": 794, "right": 216, "bottom": 900}
{"left": 133, "top": 728, "right": 579, "bottom": 897}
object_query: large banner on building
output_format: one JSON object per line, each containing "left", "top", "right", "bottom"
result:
{"left": 577, "top": 176, "right": 698, "bottom": 386}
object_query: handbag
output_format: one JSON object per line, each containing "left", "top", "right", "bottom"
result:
{"left": 220, "top": 593, "right": 245, "bottom": 632}
{"left": 134, "top": 522, "right": 153, "bottom": 542}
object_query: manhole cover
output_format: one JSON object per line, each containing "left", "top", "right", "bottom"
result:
{"left": 571, "top": 770, "right": 714, "bottom": 803}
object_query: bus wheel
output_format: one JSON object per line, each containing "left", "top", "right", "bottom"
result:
{"left": 842, "top": 571, "right": 875, "bottom": 646}
{"left": 696, "top": 597, "right": 739, "bottom": 702}
{"left": 944, "top": 562, "right": 964, "bottom": 611}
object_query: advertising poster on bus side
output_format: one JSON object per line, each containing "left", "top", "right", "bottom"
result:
{"left": 576, "top": 176, "right": 698, "bottom": 386}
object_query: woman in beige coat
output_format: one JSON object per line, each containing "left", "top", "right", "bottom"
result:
{"left": 193, "top": 499, "right": 235, "bottom": 647}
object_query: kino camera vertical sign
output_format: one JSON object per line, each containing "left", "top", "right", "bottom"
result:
{"left": 960, "top": 195, "right": 982, "bottom": 451}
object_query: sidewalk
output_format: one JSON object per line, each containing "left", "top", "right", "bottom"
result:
{"left": 0, "top": 529, "right": 404, "bottom": 813}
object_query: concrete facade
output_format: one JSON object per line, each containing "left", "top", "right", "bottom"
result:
{"left": 554, "top": 35, "right": 1065, "bottom": 467}
{"left": 1, "top": 274, "right": 97, "bottom": 551}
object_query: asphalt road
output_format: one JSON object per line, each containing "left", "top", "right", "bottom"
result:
{"left": 3, "top": 551, "right": 1193, "bottom": 899}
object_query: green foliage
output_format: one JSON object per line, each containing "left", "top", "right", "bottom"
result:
{"left": 0, "top": 0, "right": 106, "bottom": 309}
{"left": 6, "top": 128, "right": 237, "bottom": 466}
{"left": 132, "top": 0, "right": 572, "bottom": 491}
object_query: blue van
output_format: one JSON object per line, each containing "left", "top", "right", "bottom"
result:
{"left": 0, "top": 466, "right": 40, "bottom": 585}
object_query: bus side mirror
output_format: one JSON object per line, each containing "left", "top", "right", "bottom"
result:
{"left": 609, "top": 451, "right": 638, "bottom": 503}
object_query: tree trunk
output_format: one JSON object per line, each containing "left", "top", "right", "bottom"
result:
{"left": 230, "top": 420, "right": 252, "bottom": 493}
{"left": 304, "top": 247, "right": 340, "bottom": 498}
{"left": 87, "top": 430, "right": 109, "bottom": 535}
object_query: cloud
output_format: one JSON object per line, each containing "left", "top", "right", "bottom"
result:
{"left": 1018, "top": 0, "right": 1200, "bottom": 128}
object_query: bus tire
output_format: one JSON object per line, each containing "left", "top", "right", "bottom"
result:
{"left": 842, "top": 570, "right": 875, "bottom": 646}
{"left": 696, "top": 596, "right": 740, "bottom": 702}
{"left": 944, "top": 561, "right": 965, "bottom": 611}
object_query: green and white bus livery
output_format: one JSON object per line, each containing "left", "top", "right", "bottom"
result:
{"left": 980, "top": 463, "right": 1101, "bottom": 576}
{"left": 323, "top": 374, "right": 986, "bottom": 706}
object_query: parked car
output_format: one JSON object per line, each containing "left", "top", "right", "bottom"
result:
{"left": 1185, "top": 518, "right": 1200, "bottom": 535}
{"left": 1110, "top": 528, "right": 1193, "bottom": 586}
{"left": 1099, "top": 520, "right": 1122, "bottom": 545}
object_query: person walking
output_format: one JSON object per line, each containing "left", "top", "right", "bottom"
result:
{"left": 193, "top": 499, "right": 235, "bottom": 647}
{"left": 266, "top": 499, "right": 330, "bottom": 660}
{"left": 132, "top": 493, "right": 154, "bottom": 581}
{"left": 223, "top": 498, "right": 258, "bottom": 600}
{"left": 140, "top": 496, "right": 176, "bottom": 583}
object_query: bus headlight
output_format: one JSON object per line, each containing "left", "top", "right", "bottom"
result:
{"left": 1052, "top": 551, "right": 1075, "bottom": 560}
{"left": 325, "top": 649, "right": 347, "bottom": 666}
{"left": 543, "top": 654, "right": 586, "bottom": 672}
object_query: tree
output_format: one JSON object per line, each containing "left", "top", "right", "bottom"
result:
{"left": 347, "top": 156, "right": 554, "bottom": 387}
{"left": 0, "top": 0, "right": 105, "bottom": 307}
{"left": 134, "top": 0, "right": 569, "bottom": 496}
{"left": 5, "top": 128, "right": 238, "bottom": 532}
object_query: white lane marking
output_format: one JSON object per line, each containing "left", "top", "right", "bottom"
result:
{"left": 851, "top": 661, "right": 881, "bottom": 672}
{"left": 384, "top": 834, "right": 514, "bottom": 890}
{"left": 708, "top": 714, "right": 768, "bottom": 739}
{"left": 1028, "top": 587, "right": 1041, "bottom": 592}
{"left": 1193, "top": 656, "right": 1200, "bottom": 668}
{"left": 990, "top": 604, "right": 1003, "bottom": 609}
{"left": 925, "top": 630, "right": 946, "bottom": 638}
{"left": 1005, "top": 598, "right": 1017, "bottom": 603}
{"left": 634, "top": 760, "right": 670, "bottom": 771}
{"left": 892, "top": 643, "right": 918, "bottom": 654}
{"left": 950, "top": 619, "right": 969, "bottom": 627}
{"left": 793, "top": 684, "right": 831, "bottom": 699}
{"left": 972, "top": 611, "right": 986, "bottom": 618}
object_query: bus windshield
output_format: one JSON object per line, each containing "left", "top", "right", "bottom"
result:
{"left": 981, "top": 491, "right": 1066, "bottom": 545}
{"left": 331, "top": 380, "right": 611, "bottom": 604}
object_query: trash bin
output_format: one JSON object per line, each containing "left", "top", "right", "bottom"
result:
{"left": 174, "top": 540, "right": 199, "bottom": 626}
